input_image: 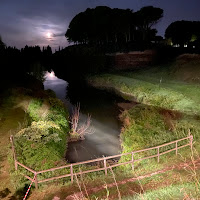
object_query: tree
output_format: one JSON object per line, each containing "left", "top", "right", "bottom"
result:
{"left": 110, "top": 8, "right": 133, "bottom": 43}
{"left": 0, "top": 35, "right": 6, "bottom": 51}
{"left": 65, "top": 6, "right": 163, "bottom": 50}
{"left": 135, "top": 6, "right": 163, "bottom": 41}
{"left": 165, "top": 20, "right": 200, "bottom": 47}
{"left": 65, "top": 6, "right": 136, "bottom": 45}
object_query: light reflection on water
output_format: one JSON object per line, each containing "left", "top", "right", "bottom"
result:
{"left": 43, "top": 71, "right": 121, "bottom": 162}
{"left": 44, "top": 71, "right": 68, "bottom": 100}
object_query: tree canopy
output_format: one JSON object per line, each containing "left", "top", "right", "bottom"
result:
{"left": 165, "top": 20, "right": 200, "bottom": 47}
{"left": 65, "top": 6, "right": 163, "bottom": 47}
{"left": 135, "top": 6, "right": 163, "bottom": 41}
{"left": 0, "top": 35, "right": 6, "bottom": 51}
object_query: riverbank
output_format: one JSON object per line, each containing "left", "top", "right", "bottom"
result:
{"left": 21, "top": 55, "right": 200, "bottom": 199}
{"left": 2, "top": 54, "right": 200, "bottom": 199}
{"left": 0, "top": 94, "right": 25, "bottom": 199}
{"left": 87, "top": 55, "right": 200, "bottom": 198}
{"left": 0, "top": 79, "right": 70, "bottom": 198}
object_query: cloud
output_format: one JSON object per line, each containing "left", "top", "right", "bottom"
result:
{"left": 0, "top": 0, "right": 75, "bottom": 48}
{"left": 53, "top": 32, "right": 65, "bottom": 37}
{"left": 0, "top": 0, "right": 116, "bottom": 48}
{"left": 1, "top": 0, "right": 200, "bottom": 48}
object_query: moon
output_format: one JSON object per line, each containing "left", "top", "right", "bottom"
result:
{"left": 47, "top": 32, "right": 52, "bottom": 38}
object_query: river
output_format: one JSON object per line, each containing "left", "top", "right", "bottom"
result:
{"left": 43, "top": 71, "right": 122, "bottom": 162}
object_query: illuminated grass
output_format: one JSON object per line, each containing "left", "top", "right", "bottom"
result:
{"left": 124, "top": 182, "right": 199, "bottom": 200}
{"left": 89, "top": 73, "right": 200, "bottom": 115}
{"left": 2, "top": 88, "right": 71, "bottom": 189}
{"left": 88, "top": 65, "right": 200, "bottom": 167}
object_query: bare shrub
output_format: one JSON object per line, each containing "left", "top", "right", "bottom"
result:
{"left": 70, "top": 103, "right": 94, "bottom": 140}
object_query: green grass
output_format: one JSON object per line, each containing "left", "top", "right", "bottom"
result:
{"left": 19, "top": 57, "right": 200, "bottom": 199}
{"left": 89, "top": 73, "right": 200, "bottom": 115}
{"left": 124, "top": 182, "right": 199, "bottom": 200}
{"left": 87, "top": 62, "right": 200, "bottom": 198}
{"left": 0, "top": 99, "right": 25, "bottom": 196}
{"left": 29, "top": 164, "right": 199, "bottom": 200}
{"left": 3, "top": 88, "right": 71, "bottom": 189}
{"left": 89, "top": 70, "right": 200, "bottom": 161}
{"left": 28, "top": 99, "right": 43, "bottom": 121}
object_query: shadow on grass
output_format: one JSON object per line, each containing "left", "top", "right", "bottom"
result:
{"left": 0, "top": 188, "right": 11, "bottom": 198}
{"left": 8, "top": 184, "right": 31, "bottom": 200}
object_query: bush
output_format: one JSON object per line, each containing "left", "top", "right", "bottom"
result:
{"left": 27, "top": 99, "right": 43, "bottom": 121}
{"left": 12, "top": 90, "right": 70, "bottom": 186}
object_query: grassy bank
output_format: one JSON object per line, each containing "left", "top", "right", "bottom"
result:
{"left": 89, "top": 72, "right": 200, "bottom": 169}
{"left": 87, "top": 54, "right": 200, "bottom": 198}
{"left": 0, "top": 85, "right": 70, "bottom": 197}
{"left": 0, "top": 92, "right": 25, "bottom": 198}
{"left": 88, "top": 69, "right": 200, "bottom": 146}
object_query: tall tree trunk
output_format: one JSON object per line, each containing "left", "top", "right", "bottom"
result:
{"left": 115, "top": 34, "right": 118, "bottom": 43}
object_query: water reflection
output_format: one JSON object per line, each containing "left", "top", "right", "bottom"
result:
{"left": 66, "top": 111, "right": 121, "bottom": 162}
{"left": 43, "top": 71, "right": 121, "bottom": 162}
{"left": 43, "top": 71, "right": 68, "bottom": 100}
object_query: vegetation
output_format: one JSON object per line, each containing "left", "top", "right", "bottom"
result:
{"left": 89, "top": 70, "right": 200, "bottom": 156}
{"left": 69, "top": 104, "right": 94, "bottom": 141}
{"left": 66, "top": 6, "right": 163, "bottom": 48}
{"left": 165, "top": 20, "right": 200, "bottom": 48}
{"left": 0, "top": 37, "right": 52, "bottom": 87}
{"left": 0, "top": 35, "right": 5, "bottom": 51}
{"left": 124, "top": 182, "right": 199, "bottom": 200}
{"left": 4, "top": 87, "right": 70, "bottom": 189}
{"left": 26, "top": 156, "right": 200, "bottom": 199}
{"left": 1, "top": 4, "right": 200, "bottom": 197}
{"left": 0, "top": 93, "right": 25, "bottom": 197}
{"left": 89, "top": 72, "right": 200, "bottom": 114}
{"left": 86, "top": 55, "right": 200, "bottom": 198}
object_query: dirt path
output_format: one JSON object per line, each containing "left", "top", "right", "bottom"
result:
{"left": 0, "top": 106, "right": 25, "bottom": 199}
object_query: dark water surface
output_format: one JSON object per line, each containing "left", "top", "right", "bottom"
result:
{"left": 44, "top": 72, "right": 122, "bottom": 162}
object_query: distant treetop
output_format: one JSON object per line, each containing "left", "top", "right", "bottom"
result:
{"left": 165, "top": 20, "right": 200, "bottom": 47}
{"left": 0, "top": 35, "right": 6, "bottom": 50}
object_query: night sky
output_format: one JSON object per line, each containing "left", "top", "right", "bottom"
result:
{"left": 0, "top": 0, "right": 200, "bottom": 50}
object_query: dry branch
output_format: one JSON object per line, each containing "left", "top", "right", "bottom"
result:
{"left": 70, "top": 103, "right": 94, "bottom": 140}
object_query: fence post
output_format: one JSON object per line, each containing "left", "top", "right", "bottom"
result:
{"left": 70, "top": 164, "right": 74, "bottom": 183}
{"left": 188, "top": 130, "right": 193, "bottom": 152}
{"left": 157, "top": 147, "right": 160, "bottom": 163}
{"left": 131, "top": 152, "right": 134, "bottom": 170}
{"left": 34, "top": 173, "right": 38, "bottom": 190}
{"left": 175, "top": 141, "right": 178, "bottom": 155}
{"left": 190, "top": 135, "right": 193, "bottom": 151}
{"left": 104, "top": 157, "right": 107, "bottom": 176}
{"left": 10, "top": 135, "right": 18, "bottom": 170}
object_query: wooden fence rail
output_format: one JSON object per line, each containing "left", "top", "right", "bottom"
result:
{"left": 10, "top": 134, "right": 193, "bottom": 189}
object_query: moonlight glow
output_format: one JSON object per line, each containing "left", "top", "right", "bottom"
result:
{"left": 49, "top": 71, "right": 55, "bottom": 77}
{"left": 47, "top": 32, "right": 52, "bottom": 38}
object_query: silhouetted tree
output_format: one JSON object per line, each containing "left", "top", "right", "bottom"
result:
{"left": 165, "top": 20, "right": 200, "bottom": 47}
{"left": 65, "top": 6, "right": 163, "bottom": 51}
{"left": 0, "top": 35, "right": 6, "bottom": 52}
{"left": 135, "top": 6, "right": 163, "bottom": 41}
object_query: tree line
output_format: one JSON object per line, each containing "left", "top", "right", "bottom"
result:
{"left": 0, "top": 38, "right": 53, "bottom": 84}
{"left": 165, "top": 20, "right": 200, "bottom": 48}
{"left": 65, "top": 6, "right": 163, "bottom": 50}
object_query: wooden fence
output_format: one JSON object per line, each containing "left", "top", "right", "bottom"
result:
{"left": 10, "top": 134, "right": 193, "bottom": 189}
